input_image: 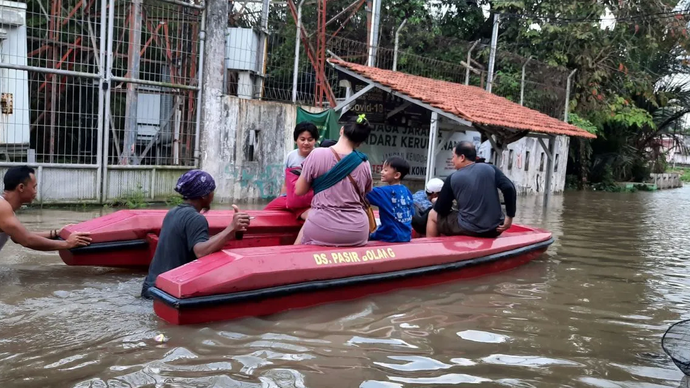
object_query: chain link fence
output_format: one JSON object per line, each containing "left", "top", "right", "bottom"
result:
{"left": 0, "top": 0, "right": 102, "bottom": 164}
{"left": 0, "top": 0, "right": 202, "bottom": 167}
{"left": 256, "top": 15, "right": 569, "bottom": 121}
{"left": 106, "top": 0, "right": 202, "bottom": 166}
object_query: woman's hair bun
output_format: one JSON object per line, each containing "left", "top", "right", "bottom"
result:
{"left": 343, "top": 113, "right": 372, "bottom": 144}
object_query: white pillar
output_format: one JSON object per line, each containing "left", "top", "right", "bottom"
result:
{"left": 291, "top": 0, "right": 305, "bottom": 103}
{"left": 393, "top": 19, "right": 407, "bottom": 71}
{"left": 486, "top": 13, "right": 500, "bottom": 93}
{"left": 367, "top": 0, "right": 381, "bottom": 67}
{"left": 426, "top": 112, "right": 438, "bottom": 182}
{"left": 544, "top": 136, "right": 556, "bottom": 204}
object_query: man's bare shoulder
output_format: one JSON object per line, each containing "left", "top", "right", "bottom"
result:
{"left": 0, "top": 198, "right": 13, "bottom": 214}
{"left": 0, "top": 198, "right": 17, "bottom": 230}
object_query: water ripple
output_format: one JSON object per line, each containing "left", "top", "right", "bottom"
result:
{"left": 1, "top": 191, "right": 690, "bottom": 386}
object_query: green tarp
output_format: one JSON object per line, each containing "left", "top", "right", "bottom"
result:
{"left": 296, "top": 107, "right": 341, "bottom": 144}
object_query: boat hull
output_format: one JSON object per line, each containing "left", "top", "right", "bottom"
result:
{"left": 58, "top": 210, "right": 303, "bottom": 268}
{"left": 148, "top": 220, "right": 553, "bottom": 325}
{"left": 150, "top": 238, "right": 552, "bottom": 325}
{"left": 56, "top": 209, "right": 554, "bottom": 324}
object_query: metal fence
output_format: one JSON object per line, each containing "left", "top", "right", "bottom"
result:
{"left": 491, "top": 48, "right": 569, "bottom": 120}
{"left": 0, "top": 0, "right": 102, "bottom": 165}
{"left": 105, "top": 0, "right": 202, "bottom": 167}
{"left": 0, "top": 0, "right": 203, "bottom": 203}
{"left": 257, "top": 20, "right": 570, "bottom": 122}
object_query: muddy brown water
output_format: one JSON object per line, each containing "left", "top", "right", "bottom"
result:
{"left": 2, "top": 187, "right": 690, "bottom": 387}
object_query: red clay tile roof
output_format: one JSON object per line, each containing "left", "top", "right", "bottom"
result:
{"left": 329, "top": 59, "right": 597, "bottom": 139}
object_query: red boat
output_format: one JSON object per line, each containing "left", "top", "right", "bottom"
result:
{"left": 58, "top": 209, "right": 305, "bottom": 268}
{"left": 58, "top": 209, "right": 553, "bottom": 325}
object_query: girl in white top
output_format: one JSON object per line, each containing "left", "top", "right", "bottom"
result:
{"left": 264, "top": 122, "right": 320, "bottom": 216}
{"left": 280, "top": 121, "right": 319, "bottom": 194}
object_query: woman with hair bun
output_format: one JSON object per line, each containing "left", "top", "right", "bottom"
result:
{"left": 293, "top": 114, "right": 374, "bottom": 246}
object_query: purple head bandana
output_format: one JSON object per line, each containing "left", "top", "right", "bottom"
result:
{"left": 175, "top": 170, "right": 216, "bottom": 199}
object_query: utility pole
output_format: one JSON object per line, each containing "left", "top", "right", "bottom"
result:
{"left": 367, "top": 0, "right": 381, "bottom": 67}
{"left": 199, "top": 0, "right": 230, "bottom": 179}
{"left": 486, "top": 13, "right": 500, "bottom": 93}
{"left": 122, "top": 0, "right": 142, "bottom": 164}
{"left": 393, "top": 19, "right": 407, "bottom": 71}
{"left": 564, "top": 69, "right": 577, "bottom": 122}
{"left": 465, "top": 40, "right": 479, "bottom": 85}
{"left": 291, "top": 0, "right": 305, "bottom": 103}
{"left": 255, "top": 0, "right": 271, "bottom": 99}
{"left": 520, "top": 57, "right": 532, "bottom": 106}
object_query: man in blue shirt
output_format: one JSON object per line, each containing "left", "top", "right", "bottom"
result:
{"left": 412, "top": 178, "right": 444, "bottom": 213}
{"left": 366, "top": 157, "right": 414, "bottom": 243}
{"left": 426, "top": 141, "right": 516, "bottom": 238}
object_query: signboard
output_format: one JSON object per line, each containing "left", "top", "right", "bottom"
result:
{"left": 358, "top": 123, "right": 482, "bottom": 180}
{"left": 336, "top": 74, "right": 482, "bottom": 180}
{"left": 341, "top": 82, "right": 430, "bottom": 129}
{"left": 434, "top": 130, "right": 483, "bottom": 177}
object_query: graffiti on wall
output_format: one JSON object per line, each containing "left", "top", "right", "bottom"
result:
{"left": 223, "top": 163, "right": 284, "bottom": 199}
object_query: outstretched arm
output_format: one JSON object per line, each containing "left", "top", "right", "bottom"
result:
{"left": 35, "top": 231, "right": 55, "bottom": 239}
{"left": 0, "top": 206, "right": 90, "bottom": 251}
{"left": 193, "top": 227, "right": 235, "bottom": 258}
{"left": 366, "top": 187, "right": 385, "bottom": 207}
{"left": 35, "top": 225, "right": 72, "bottom": 240}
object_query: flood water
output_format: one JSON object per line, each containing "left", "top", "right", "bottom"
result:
{"left": 2, "top": 186, "right": 690, "bottom": 387}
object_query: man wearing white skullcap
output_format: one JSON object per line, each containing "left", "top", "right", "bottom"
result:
{"left": 411, "top": 177, "right": 445, "bottom": 234}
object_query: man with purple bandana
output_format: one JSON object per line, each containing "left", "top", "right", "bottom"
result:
{"left": 140, "top": 170, "right": 251, "bottom": 299}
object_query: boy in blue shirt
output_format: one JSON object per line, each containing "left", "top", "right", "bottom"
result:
{"left": 366, "top": 157, "right": 414, "bottom": 243}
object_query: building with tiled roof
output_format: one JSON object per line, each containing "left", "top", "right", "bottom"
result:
{"left": 328, "top": 59, "right": 596, "bottom": 197}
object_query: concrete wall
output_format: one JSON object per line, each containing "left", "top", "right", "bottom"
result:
{"left": 660, "top": 135, "right": 690, "bottom": 167}
{"left": 649, "top": 173, "right": 683, "bottom": 190}
{"left": 669, "top": 154, "right": 690, "bottom": 167}
{"left": 200, "top": 96, "right": 314, "bottom": 203}
{"left": 494, "top": 136, "right": 570, "bottom": 196}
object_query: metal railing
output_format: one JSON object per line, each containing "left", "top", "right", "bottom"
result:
{"left": 0, "top": 0, "right": 103, "bottom": 165}
{"left": 258, "top": 19, "right": 570, "bottom": 120}
{"left": 105, "top": 0, "right": 203, "bottom": 167}
{"left": 0, "top": 0, "right": 203, "bottom": 168}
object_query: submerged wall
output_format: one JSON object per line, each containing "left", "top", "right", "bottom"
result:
{"left": 496, "top": 136, "right": 570, "bottom": 196}
{"left": 201, "top": 97, "right": 292, "bottom": 203}
{"left": 649, "top": 173, "right": 682, "bottom": 190}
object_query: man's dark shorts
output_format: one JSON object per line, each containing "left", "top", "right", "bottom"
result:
{"left": 411, "top": 207, "right": 431, "bottom": 235}
{"left": 437, "top": 210, "right": 501, "bottom": 238}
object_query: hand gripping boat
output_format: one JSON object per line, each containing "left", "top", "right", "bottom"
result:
{"left": 58, "top": 210, "right": 553, "bottom": 325}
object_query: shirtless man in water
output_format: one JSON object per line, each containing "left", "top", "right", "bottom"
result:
{"left": 0, "top": 166, "right": 91, "bottom": 253}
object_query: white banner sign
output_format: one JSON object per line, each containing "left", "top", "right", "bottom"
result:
{"left": 358, "top": 123, "right": 482, "bottom": 180}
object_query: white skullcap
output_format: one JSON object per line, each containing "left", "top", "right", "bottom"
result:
{"left": 425, "top": 178, "right": 444, "bottom": 193}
